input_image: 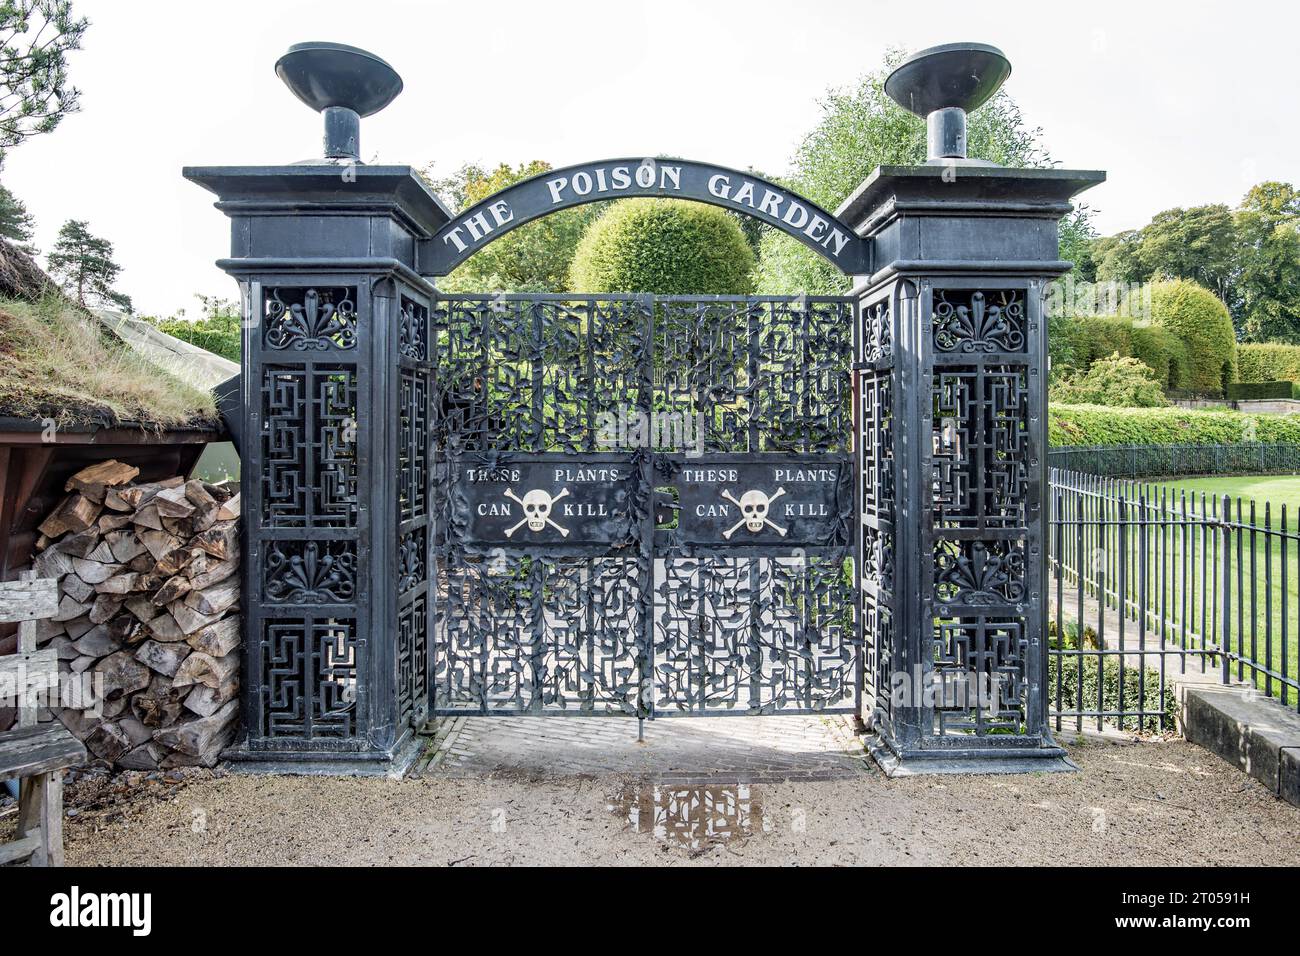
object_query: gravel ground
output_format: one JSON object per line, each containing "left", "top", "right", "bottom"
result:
{"left": 37, "top": 736, "right": 1300, "bottom": 866}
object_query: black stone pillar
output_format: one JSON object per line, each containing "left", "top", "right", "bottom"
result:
{"left": 842, "top": 164, "right": 1102, "bottom": 772}
{"left": 184, "top": 163, "right": 448, "bottom": 771}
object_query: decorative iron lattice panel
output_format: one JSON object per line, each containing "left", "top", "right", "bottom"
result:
{"left": 430, "top": 294, "right": 858, "bottom": 718}
{"left": 260, "top": 363, "right": 359, "bottom": 528}
{"left": 246, "top": 282, "right": 369, "bottom": 751}
{"left": 856, "top": 286, "right": 898, "bottom": 726}
{"left": 922, "top": 283, "right": 1040, "bottom": 739}
{"left": 263, "top": 617, "right": 359, "bottom": 739}
{"left": 397, "top": 289, "right": 432, "bottom": 728}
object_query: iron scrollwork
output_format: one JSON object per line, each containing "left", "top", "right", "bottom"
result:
{"left": 429, "top": 294, "right": 859, "bottom": 718}
{"left": 265, "top": 287, "right": 358, "bottom": 351}
{"left": 264, "top": 540, "right": 358, "bottom": 604}
{"left": 932, "top": 289, "right": 1025, "bottom": 353}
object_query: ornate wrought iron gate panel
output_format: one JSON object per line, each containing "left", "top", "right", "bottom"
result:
{"left": 430, "top": 294, "right": 858, "bottom": 718}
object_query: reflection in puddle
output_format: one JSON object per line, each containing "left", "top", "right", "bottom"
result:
{"left": 609, "top": 784, "right": 768, "bottom": 852}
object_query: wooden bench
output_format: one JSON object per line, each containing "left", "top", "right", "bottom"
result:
{"left": 1, "top": 571, "right": 87, "bottom": 866}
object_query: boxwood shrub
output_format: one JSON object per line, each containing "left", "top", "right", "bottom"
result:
{"left": 569, "top": 198, "right": 755, "bottom": 295}
{"left": 1051, "top": 315, "right": 1190, "bottom": 391}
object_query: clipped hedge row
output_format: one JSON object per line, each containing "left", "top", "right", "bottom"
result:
{"left": 1237, "top": 343, "right": 1300, "bottom": 384}
{"left": 1053, "top": 316, "right": 1190, "bottom": 391}
{"left": 1225, "top": 380, "right": 1300, "bottom": 401}
{"left": 1048, "top": 402, "right": 1300, "bottom": 446}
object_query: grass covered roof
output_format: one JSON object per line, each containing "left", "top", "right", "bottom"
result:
{"left": 0, "top": 239, "right": 218, "bottom": 430}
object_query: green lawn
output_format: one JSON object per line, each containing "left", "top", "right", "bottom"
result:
{"left": 1155, "top": 476, "right": 1300, "bottom": 517}
{"left": 1102, "top": 474, "right": 1300, "bottom": 705}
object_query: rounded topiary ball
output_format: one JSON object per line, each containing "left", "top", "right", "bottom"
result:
{"left": 568, "top": 198, "right": 755, "bottom": 295}
{"left": 1150, "top": 279, "right": 1237, "bottom": 396}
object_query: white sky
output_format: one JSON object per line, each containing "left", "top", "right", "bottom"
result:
{"left": 4, "top": 0, "right": 1296, "bottom": 317}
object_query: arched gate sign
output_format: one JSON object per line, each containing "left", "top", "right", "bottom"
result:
{"left": 421, "top": 158, "right": 870, "bottom": 276}
{"left": 186, "top": 40, "right": 1102, "bottom": 774}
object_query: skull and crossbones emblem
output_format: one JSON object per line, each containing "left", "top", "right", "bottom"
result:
{"left": 503, "top": 487, "right": 570, "bottom": 537}
{"left": 721, "top": 486, "right": 787, "bottom": 538}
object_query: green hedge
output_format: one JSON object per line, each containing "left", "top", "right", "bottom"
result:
{"left": 153, "top": 317, "right": 239, "bottom": 363}
{"left": 1047, "top": 618, "right": 1178, "bottom": 734}
{"left": 1130, "top": 324, "right": 1190, "bottom": 391}
{"left": 1225, "top": 380, "right": 1300, "bottom": 401}
{"left": 1237, "top": 343, "right": 1300, "bottom": 383}
{"left": 1053, "top": 316, "right": 1189, "bottom": 391}
{"left": 1046, "top": 655, "right": 1178, "bottom": 734}
{"left": 1150, "top": 279, "right": 1236, "bottom": 396}
{"left": 1049, "top": 402, "right": 1300, "bottom": 446}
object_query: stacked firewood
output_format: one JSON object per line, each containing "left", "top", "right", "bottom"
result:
{"left": 27, "top": 460, "right": 241, "bottom": 769}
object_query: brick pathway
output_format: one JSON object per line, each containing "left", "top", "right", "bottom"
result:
{"left": 422, "top": 714, "right": 872, "bottom": 783}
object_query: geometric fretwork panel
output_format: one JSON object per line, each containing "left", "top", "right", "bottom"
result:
{"left": 931, "top": 366, "right": 1028, "bottom": 530}
{"left": 858, "top": 372, "right": 893, "bottom": 524}
{"left": 860, "top": 594, "right": 893, "bottom": 723}
{"left": 261, "top": 364, "right": 359, "bottom": 528}
{"left": 263, "top": 617, "right": 359, "bottom": 739}
{"left": 434, "top": 556, "right": 645, "bottom": 715}
{"left": 654, "top": 555, "right": 856, "bottom": 714}
{"left": 931, "top": 616, "right": 1027, "bottom": 736}
{"left": 856, "top": 290, "right": 895, "bottom": 725}
{"left": 397, "top": 595, "right": 428, "bottom": 725}
{"left": 399, "top": 368, "right": 429, "bottom": 523}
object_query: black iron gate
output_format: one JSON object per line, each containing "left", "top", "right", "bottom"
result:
{"left": 429, "top": 294, "right": 858, "bottom": 718}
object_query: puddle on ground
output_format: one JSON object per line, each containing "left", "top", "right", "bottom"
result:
{"left": 608, "top": 784, "right": 768, "bottom": 852}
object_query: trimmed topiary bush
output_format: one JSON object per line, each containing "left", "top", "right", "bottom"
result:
{"left": 1049, "top": 353, "right": 1168, "bottom": 408}
{"left": 1237, "top": 342, "right": 1300, "bottom": 384}
{"left": 1149, "top": 279, "right": 1237, "bottom": 396}
{"left": 1049, "top": 315, "right": 1189, "bottom": 391}
{"left": 568, "top": 198, "right": 755, "bottom": 295}
{"left": 1130, "top": 324, "right": 1189, "bottom": 391}
{"left": 1048, "top": 403, "right": 1300, "bottom": 446}
{"left": 1071, "top": 316, "right": 1133, "bottom": 367}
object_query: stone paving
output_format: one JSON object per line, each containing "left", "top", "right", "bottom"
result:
{"left": 421, "top": 714, "right": 873, "bottom": 783}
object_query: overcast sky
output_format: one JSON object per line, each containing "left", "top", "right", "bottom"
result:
{"left": 3, "top": 0, "right": 1296, "bottom": 317}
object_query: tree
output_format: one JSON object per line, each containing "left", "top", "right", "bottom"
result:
{"left": 1235, "top": 182, "right": 1300, "bottom": 343}
{"left": 1090, "top": 181, "right": 1300, "bottom": 343}
{"left": 46, "top": 219, "right": 131, "bottom": 311}
{"left": 568, "top": 198, "right": 755, "bottom": 295}
{"left": 1133, "top": 204, "right": 1237, "bottom": 307}
{"left": 1090, "top": 229, "right": 1144, "bottom": 284}
{"left": 0, "top": 1, "right": 88, "bottom": 168}
{"left": 422, "top": 160, "right": 598, "bottom": 293}
{"left": 0, "top": 179, "right": 34, "bottom": 248}
{"left": 150, "top": 294, "right": 240, "bottom": 362}
{"left": 755, "top": 47, "right": 1090, "bottom": 294}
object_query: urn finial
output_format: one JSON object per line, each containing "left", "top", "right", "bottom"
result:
{"left": 274, "top": 42, "right": 404, "bottom": 161}
{"left": 884, "top": 42, "right": 1012, "bottom": 163}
